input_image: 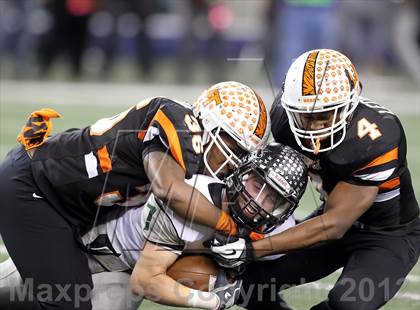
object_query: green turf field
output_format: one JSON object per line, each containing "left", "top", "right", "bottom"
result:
{"left": 0, "top": 97, "right": 419, "bottom": 309}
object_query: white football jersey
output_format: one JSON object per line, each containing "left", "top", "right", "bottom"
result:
{"left": 83, "top": 174, "right": 296, "bottom": 272}
{"left": 140, "top": 174, "right": 295, "bottom": 261}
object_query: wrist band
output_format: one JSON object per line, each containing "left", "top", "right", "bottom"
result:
{"left": 215, "top": 210, "right": 237, "bottom": 235}
{"left": 187, "top": 289, "right": 219, "bottom": 309}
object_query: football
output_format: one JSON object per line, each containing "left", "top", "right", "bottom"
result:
{"left": 167, "top": 255, "right": 218, "bottom": 292}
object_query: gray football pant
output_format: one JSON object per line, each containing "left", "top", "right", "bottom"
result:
{"left": 0, "top": 258, "right": 142, "bottom": 310}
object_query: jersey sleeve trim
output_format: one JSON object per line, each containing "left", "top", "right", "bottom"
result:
{"left": 152, "top": 109, "right": 186, "bottom": 171}
{"left": 97, "top": 145, "right": 112, "bottom": 173}
{"left": 375, "top": 188, "right": 400, "bottom": 202}
{"left": 142, "top": 137, "right": 168, "bottom": 161}
{"left": 354, "top": 168, "right": 395, "bottom": 182}
{"left": 379, "top": 176, "right": 400, "bottom": 191}
{"left": 355, "top": 147, "right": 398, "bottom": 172}
{"left": 137, "top": 129, "right": 147, "bottom": 141}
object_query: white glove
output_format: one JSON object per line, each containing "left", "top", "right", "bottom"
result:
{"left": 208, "top": 233, "right": 255, "bottom": 269}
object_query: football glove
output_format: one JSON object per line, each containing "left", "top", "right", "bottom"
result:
{"left": 208, "top": 233, "right": 255, "bottom": 269}
{"left": 212, "top": 268, "right": 242, "bottom": 310}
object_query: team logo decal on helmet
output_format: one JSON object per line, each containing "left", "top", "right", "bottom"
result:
{"left": 193, "top": 81, "right": 271, "bottom": 179}
{"left": 281, "top": 49, "right": 361, "bottom": 154}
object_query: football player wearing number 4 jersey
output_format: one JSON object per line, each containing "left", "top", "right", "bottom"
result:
{"left": 209, "top": 50, "right": 420, "bottom": 310}
{"left": 0, "top": 81, "right": 270, "bottom": 309}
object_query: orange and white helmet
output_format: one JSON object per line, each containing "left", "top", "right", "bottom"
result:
{"left": 193, "top": 81, "right": 270, "bottom": 178}
{"left": 281, "top": 49, "right": 361, "bottom": 154}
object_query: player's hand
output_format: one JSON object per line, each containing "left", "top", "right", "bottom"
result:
{"left": 212, "top": 268, "right": 242, "bottom": 310}
{"left": 208, "top": 233, "right": 255, "bottom": 269}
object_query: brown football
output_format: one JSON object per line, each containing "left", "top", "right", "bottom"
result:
{"left": 167, "top": 255, "right": 218, "bottom": 292}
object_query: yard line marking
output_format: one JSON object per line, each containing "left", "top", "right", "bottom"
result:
{"left": 300, "top": 282, "right": 420, "bottom": 301}
{"left": 226, "top": 58, "right": 264, "bottom": 61}
{"left": 406, "top": 275, "right": 420, "bottom": 283}
{"left": 1, "top": 80, "right": 417, "bottom": 113}
{"left": 334, "top": 269, "right": 420, "bottom": 284}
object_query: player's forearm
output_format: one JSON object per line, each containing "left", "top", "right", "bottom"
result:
{"left": 166, "top": 180, "right": 237, "bottom": 235}
{"left": 167, "top": 181, "right": 220, "bottom": 228}
{"left": 252, "top": 183, "right": 376, "bottom": 258}
{"left": 133, "top": 273, "right": 219, "bottom": 309}
{"left": 253, "top": 214, "right": 339, "bottom": 258}
{"left": 145, "top": 150, "right": 235, "bottom": 233}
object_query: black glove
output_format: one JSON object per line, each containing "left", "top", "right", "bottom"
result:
{"left": 207, "top": 233, "right": 255, "bottom": 269}
{"left": 212, "top": 268, "right": 242, "bottom": 310}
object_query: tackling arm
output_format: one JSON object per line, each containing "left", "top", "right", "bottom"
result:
{"left": 143, "top": 150, "right": 237, "bottom": 235}
{"left": 252, "top": 181, "right": 378, "bottom": 258}
{"left": 131, "top": 241, "right": 220, "bottom": 309}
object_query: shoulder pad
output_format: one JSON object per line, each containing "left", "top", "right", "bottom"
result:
{"left": 185, "top": 174, "right": 224, "bottom": 207}
{"left": 148, "top": 98, "right": 204, "bottom": 176}
{"left": 327, "top": 99, "right": 402, "bottom": 174}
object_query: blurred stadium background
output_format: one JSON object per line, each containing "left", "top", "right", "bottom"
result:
{"left": 0, "top": 0, "right": 419, "bottom": 309}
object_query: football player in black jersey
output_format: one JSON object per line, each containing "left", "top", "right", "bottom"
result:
{"left": 0, "top": 81, "right": 270, "bottom": 309}
{"left": 0, "top": 143, "right": 308, "bottom": 310}
{"left": 209, "top": 50, "right": 420, "bottom": 310}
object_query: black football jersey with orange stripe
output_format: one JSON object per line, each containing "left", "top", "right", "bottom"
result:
{"left": 30, "top": 97, "right": 204, "bottom": 232}
{"left": 271, "top": 96, "right": 419, "bottom": 228}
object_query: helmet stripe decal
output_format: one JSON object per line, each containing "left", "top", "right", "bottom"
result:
{"left": 253, "top": 91, "right": 268, "bottom": 139}
{"left": 345, "top": 62, "right": 359, "bottom": 91}
{"left": 302, "top": 51, "right": 319, "bottom": 96}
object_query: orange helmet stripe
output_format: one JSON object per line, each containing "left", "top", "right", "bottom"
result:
{"left": 302, "top": 51, "right": 319, "bottom": 96}
{"left": 253, "top": 92, "right": 268, "bottom": 139}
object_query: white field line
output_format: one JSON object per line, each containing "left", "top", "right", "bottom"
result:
{"left": 1, "top": 80, "right": 419, "bottom": 114}
{"left": 0, "top": 244, "right": 7, "bottom": 256}
{"left": 301, "top": 282, "right": 420, "bottom": 301}
{"left": 333, "top": 269, "right": 420, "bottom": 284}
{"left": 406, "top": 275, "right": 420, "bottom": 283}
{"left": 0, "top": 144, "right": 12, "bottom": 150}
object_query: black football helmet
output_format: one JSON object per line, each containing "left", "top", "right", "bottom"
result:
{"left": 225, "top": 143, "right": 308, "bottom": 233}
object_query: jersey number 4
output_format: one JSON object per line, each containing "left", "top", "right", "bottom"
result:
{"left": 357, "top": 118, "right": 382, "bottom": 140}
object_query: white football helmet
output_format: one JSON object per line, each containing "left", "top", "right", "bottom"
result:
{"left": 281, "top": 49, "right": 361, "bottom": 154}
{"left": 193, "top": 81, "right": 270, "bottom": 179}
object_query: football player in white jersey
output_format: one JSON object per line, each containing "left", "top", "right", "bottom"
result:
{"left": 0, "top": 143, "right": 308, "bottom": 310}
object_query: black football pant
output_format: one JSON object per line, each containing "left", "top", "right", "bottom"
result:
{"left": 0, "top": 146, "right": 93, "bottom": 309}
{"left": 239, "top": 226, "right": 420, "bottom": 310}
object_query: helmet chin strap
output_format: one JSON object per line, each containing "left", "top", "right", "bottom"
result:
{"left": 314, "top": 138, "right": 321, "bottom": 155}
